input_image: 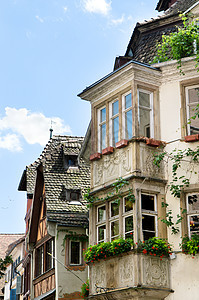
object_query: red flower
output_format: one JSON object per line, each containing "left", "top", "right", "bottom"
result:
{"left": 154, "top": 253, "right": 156, "bottom": 256}
{"left": 143, "top": 249, "right": 147, "bottom": 254}
{"left": 152, "top": 246, "right": 155, "bottom": 249}
{"left": 143, "top": 241, "right": 145, "bottom": 243}
{"left": 156, "top": 248, "right": 158, "bottom": 250}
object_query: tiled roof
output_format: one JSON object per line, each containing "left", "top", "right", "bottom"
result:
{"left": 0, "top": 234, "right": 24, "bottom": 296}
{"left": 165, "top": 0, "right": 199, "bottom": 15}
{"left": 6, "top": 235, "right": 25, "bottom": 256}
{"left": 124, "top": 0, "right": 199, "bottom": 64}
{"left": 29, "top": 136, "right": 90, "bottom": 227}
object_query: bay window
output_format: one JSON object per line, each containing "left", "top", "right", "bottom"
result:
{"left": 186, "top": 85, "right": 199, "bottom": 135}
{"left": 97, "top": 88, "right": 155, "bottom": 152}
{"left": 35, "top": 238, "right": 54, "bottom": 278}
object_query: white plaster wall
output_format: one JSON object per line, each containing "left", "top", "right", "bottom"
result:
{"left": 56, "top": 227, "right": 88, "bottom": 298}
{"left": 159, "top": 81, "right": 181, "bottom": 142}
{"left": 166, "top": 253, "right": 199, "bottom": 300}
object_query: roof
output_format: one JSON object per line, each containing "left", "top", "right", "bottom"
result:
{"left": 28, "top": 136, "right": 90, "bottom": 228}
{"left": 6, "top": 235, "right": 25, "bottom": 256}
{"left": 0, "top": 234, "right": 24, "bottom": 296}
{"left": 125, "top": 0, "right": 199, "bottom": 64}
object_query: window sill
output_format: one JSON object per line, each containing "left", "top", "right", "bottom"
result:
{"left": 67, "top": 265, "right": 86, "bottom": 271}
{"left": 90, "top": 152, "right": 102, "bottom": 161}
{"left": 184, "top": 134, "right": 199, "bottom": 142}
{"left": 102, "top": 147, "right": 114, "bottom": 155}
{"left": 115, "top": 139, "right": 128, "bottom": 149}
{"left": 146, "top": 138, "right": 162, "bottom": 147}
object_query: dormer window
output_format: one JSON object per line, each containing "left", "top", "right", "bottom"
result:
{"left": 66, "top": 189, "right": 82, "bottom": 205}
{"left": 64, "top": 155, "right": 78, "bottom": 169}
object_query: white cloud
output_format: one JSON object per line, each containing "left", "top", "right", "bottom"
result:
{"left": 0, "top": 107, "right": 72, "bottom": 151}
{"left": 35, "top": 15, "right": 44, "bottom": 23}
{"left": 0, "top": 134, "right": 22, "bottom": 152}
{"left": 111, "top": 14, "right": 125, "bottom": 25}
{"left": 83, "top": 0, "right": 111, "bottom": 15}
{"left": 63, "top": 6, "right": 68, "bottom": 13}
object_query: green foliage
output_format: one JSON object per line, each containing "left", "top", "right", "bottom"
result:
{"left": 0, "top": 256, "right": 12, "bottom": 279}
{"left": 84, "top": 238, "right": 134, "bottom": 264}
{"left": 181, "top": 234, "right": 199, "bottom": 256}
{"left": 153, "top": 15, "right": 199, "bottom": 74}
{"left": 84, "top": 237, "right": 171, "bottom": 264}
{"left": 60, "top": 230, "right": 88, "bottom": 248}
{"left": 160, "top": 203, "right": 186, "bottom": 234}
{"left": 80, "top": 279, "right": 89, "bottom": 299}
{"left": 84, "top": 177, "right": 135, "bottom": 207}
{"left": 137, "top": 237, "right": 172, "bottom": 258}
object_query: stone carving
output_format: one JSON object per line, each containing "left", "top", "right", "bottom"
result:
{"left": 92, "top": 263, "right": 106, "bottom": 294}
{"left": 140, "top": 145, "right": 164, "bottom": 178}
{"left": 142, "top": 257, "right": 169, "bottom": 288}
{"left": 119, "top": 255, "right": 134, "bottom": 286}
{"left": 93, "top": 147, "right": 131, "bottom": 187}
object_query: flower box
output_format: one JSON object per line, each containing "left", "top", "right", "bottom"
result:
{"left": 90, "top": 153, "right": 102, "bottom": 161}
{"left": 102, "top": 147, "right": 114, "bottom": 155}
{"left": 184, "top": 134, "right": 199, "bottom": 142}
{"left": 115, "top": 139, "right": 128, "bottom": 149}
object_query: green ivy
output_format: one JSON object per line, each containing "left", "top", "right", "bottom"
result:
{"left": 153, "top": 14, "right": 199, "bottom": 74}
{"left": 59, "top": 229, "right": 88, "bottom": 248}
{"left": 84, "top": 177, "right": 135, "bottom": 208}
{"left": 0, "top": 256, "right": 12, "bottom": 278}
{"left": 181, "top": 234, "right": 199, "bottom": 256}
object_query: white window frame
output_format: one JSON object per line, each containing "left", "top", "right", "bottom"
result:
{"left": 186, "top": 193, "right": 199, "bottom": 237}
{"left": 141, "top": 193, "right": 158, "bottom": 241}
{"left": 96, "top": 204, "right": 107, "bottom": 243}
{"left": 123, "top": 196, "right": 134, "bottom": 239}
{"left": 98, "top": 106, "right": 106, "bottom": 152}
{"left": 69, "top": 240, "right": 82, "bottom": 266}
{"left": 109, "top": 200, "right": 119, "bottom": 241}
{"left": 109, "top": 99, "right": 119, "bottom": 146}
{"left": 122, "top": 91, "right": 133, "bottom": 140}
{"left": 138, "top": 89, "right": 154, "bottom": 138}
{"left": 185, "top": 85, "right": 199, "bottom": 135}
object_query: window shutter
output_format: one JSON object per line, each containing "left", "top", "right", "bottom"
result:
{"left": 157, "top": 194, "right": 167, "bottom": 239}
{"left": 10, "top": 288, "right": 16, "bottom": 300}
{"left": 16, "top": 276, "right": 21, "bottom": 294}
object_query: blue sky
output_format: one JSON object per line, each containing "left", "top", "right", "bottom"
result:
{"left": 0, "top": 0, "right": 160, "bottom": 233}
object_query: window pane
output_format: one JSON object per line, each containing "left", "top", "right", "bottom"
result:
{"left": 139, "top": 91, "right": 150, "bottom": 108}
{"left": 143, "top": 231, "right": 155, "bottom": 241}
{"left": 142, "top": 214, "right": 155, "bottom": 231}
{"left": 124, "top": 197, "right": 133, "bottom": 212}
{"left": 141, "top": 194, "right": 155, "bottom": 211}
{"left": 112, "top": 100, "right": 119, "bottom": 116}
{"left": 125, "top": 216, "right": 133, "bottom": 232}
{"left": 139, "top": 107, "right": 150, "bottom": 137}
{"left": 189, "top": 106, "right": 199, "bottom": 134}
{"left": 111, "top": 202, "right": 119, "bottom": 217}
{"left": 113, "top": 116, "right": 119, "bottom": 145}
{"left": 125, "top": 93, "right": 132, "bottom": 109}
{"left": 70, "top": 241, "right": 80, "bottom": 265}
{"left": 188, "top": 88, "right": 199, "bottom": 104}
{"left": 101, "top": 107, "right": 106, "bottom": 122}
{"left": 125, "top": 109, "right": 132, "bottom": 139}
{"left": 101, "top": 123, "right": 106, "bottom": 150}
{"left": 98, "top": 225, "right": 106, "bottom": 242}
{"left": 111, "top": 220, "right": 119, "bottom": 239}
{"left": 98, "top": 206, "right": 106, "bottom": 222}
{"left": 46, "top": 240, "right": 54, "bottom": 271}
{"left": 188, "top": 194, "right": 199, "bottom": 211}
{"left": 190, "top": 215, "right": 199, "bottom": 235}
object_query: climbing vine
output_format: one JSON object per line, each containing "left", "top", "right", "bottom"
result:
{"left": 153, "top": 147, "right": 199, "bottom": 234}
{"left": 84, "top": 177, "right": 135, "bottom": 207}
{"left": 57, "top": 229, "right": 88, "bottom": 248}
{"left": 152, "top": 14, "right": 199, "bottom": 74}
